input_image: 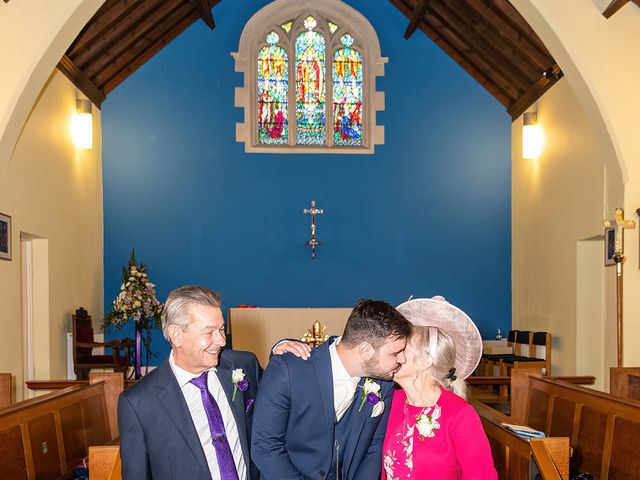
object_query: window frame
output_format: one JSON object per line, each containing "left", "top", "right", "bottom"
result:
{"left": 233, "top": 0, "right": 387, "bottom": 154}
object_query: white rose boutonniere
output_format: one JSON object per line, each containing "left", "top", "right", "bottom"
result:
{"left": 232, "top": 368, "right": 249, "bottom": 401}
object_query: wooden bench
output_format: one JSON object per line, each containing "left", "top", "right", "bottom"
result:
{"left": 477, "top": 368, "right": 640, "bottom": 479}
{"left": 472, "top": 399, "right": 569, "bottom": 479}
{"left": 0, "top": 373, "right": 122, "bottom": 479}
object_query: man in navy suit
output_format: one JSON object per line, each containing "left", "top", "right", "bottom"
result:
{"left": 251, "top": 299, "right": 412, "bottom": 480}
{"left": 118, "top": 285, "right": 307, "bottom": 479}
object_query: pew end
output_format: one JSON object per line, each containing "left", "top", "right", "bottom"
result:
{"left": 89, "top": 445, "right": 121, "bottom": 480}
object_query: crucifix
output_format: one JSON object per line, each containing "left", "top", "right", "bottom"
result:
{"left": 603, "top": 208, "right": 636, "bottom": 367}
{"left": 303, "top": 200, "right": 324, "bottom": 259}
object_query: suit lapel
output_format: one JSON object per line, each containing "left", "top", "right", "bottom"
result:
{"left": 312, "top": 340, "right": 337, "bottom": 441}
{"left": 215, "top": 366, "right": 250, "bottom": 466}
{"left": 154, "top": 360, "right": 210, "bottom": 476}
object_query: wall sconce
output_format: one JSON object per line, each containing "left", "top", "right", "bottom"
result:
{"left": 522, "top": 110, "right": 543, "bottom": 160}
{"left": 71, "top": 98, "right": 93, "bottom": 149}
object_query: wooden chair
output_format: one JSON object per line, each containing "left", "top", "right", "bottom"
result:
{"left": 505, "top": 331, "right": 551, "bottom": 375}
{"left": 73, "top": 307, "right": 131, "bottom": 380}
{"left": 480, "top": 329, "right": 517, "bottom": 376}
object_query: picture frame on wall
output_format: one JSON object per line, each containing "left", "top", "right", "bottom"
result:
{"left": 0, "top": 212, "right": 10, "bottom": 260}
{"left": 605, "top": 227, "right": 616, "bottom": 266}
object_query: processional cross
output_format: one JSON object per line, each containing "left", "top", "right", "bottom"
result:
{"left": 303, "top": 200, "right": 324, "bottom": 259}
{"left": 603, "top": 208, "right": 636, "bottom": 367}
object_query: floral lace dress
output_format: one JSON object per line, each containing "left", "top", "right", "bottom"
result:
{"left": 383, "top": 398, "right": 440, "bottom": 479}
{"left": 382, "top": 389, "right": 498, "bottom": 480}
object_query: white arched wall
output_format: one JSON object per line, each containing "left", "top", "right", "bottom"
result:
{"left": 1, "top": 0, "right": 639, "bottom": 377}
{"left": 510, "top": 0, "right": 640, "bottom": 369}
{"left": 0, "top": 0, "right": 105, "bottom": 184}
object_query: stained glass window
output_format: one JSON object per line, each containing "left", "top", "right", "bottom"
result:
{"left": 281, "top": 21, "right": 293, "bottom": 33}
{"left": 328, "top": 21, "right": 339, "bottom": 34}
{"left": 258, "top": 31, "right": 288, "bottom": 144}
{"left": 333, "top": 34, "right": 363, "bottom": 146}
{"left": 295, "top": 16, "right": 326, "bottom": 145}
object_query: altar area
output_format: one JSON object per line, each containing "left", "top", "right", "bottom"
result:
{"left": 228, "top": 308, "right": 352, "bottom": 367}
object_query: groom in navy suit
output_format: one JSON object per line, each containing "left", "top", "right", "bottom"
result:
{"left": 118, "top": 285, "right": 307, "bottom": 479}
{"left": 251, "top": 299, "right": 412, "bottom": 480}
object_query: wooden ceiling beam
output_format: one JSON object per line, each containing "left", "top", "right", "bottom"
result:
{"left": 433, "top": 1, "right": 533, "bottom": 91}
{"left": 464, "top": 0, "right": 553, "bottom": 72}
{"left": 69, "top": 0, "right": 140, "bottom": 54}
{"left": 423, "top": 9, "right": 521, "bottom": 100}
{"left": 507, "top": 64, "right": 562, "bottom": 120}
{"left": 389, "top": 0, "right": 512, "bottom": 106}
{"left": 71, "top": 1, "right": 166, "bottom": 68}
{"left": 84, "top": 0, "right": 186, "bottom": 80}
{"left": 603, "top": 0, "right": 640, "bottom": 18}
{"left": 100, "top": 10, "right": 198, "bottom": 94}
{"left": 404, "top": 0, "right": 432, "bottom": 39}
{"left": 491, "top": 0, "right": 552, "bottom": 57}
{"left": 57, "top": 55, "right": 106, "bottom": 107}
{"left": 193, "top": 0, "right": 215, "bottom": 30}
{"left": 447, "top": 0, "right": 540, "bottom": 82}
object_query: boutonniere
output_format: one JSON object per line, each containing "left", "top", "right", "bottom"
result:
{"left": 415, "top": 404, "right": 441, "bottom": 440}
{"left": 232, "top": 368, "right": 249, "bottom": 401}
{"left": 358, "top": 378, "right": 382, "bottom": 412}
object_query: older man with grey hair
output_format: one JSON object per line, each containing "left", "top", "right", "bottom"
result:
{"left": 118, "top": 285, "right": 309, "bottom": 480}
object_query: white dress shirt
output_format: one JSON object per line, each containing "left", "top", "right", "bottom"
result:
{"left": 329, "top": 337, "right": 361, "bottom": 421}
{"left": 169, "top": 352, "right": 247, "bottom": 480}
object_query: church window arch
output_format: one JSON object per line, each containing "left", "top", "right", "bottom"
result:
{"left": 233, "top": 0, "right": 387, "bottom": 154}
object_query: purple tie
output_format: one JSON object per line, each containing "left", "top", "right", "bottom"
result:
{"left": 190, "top": 371, "right": 240, "bottom": 480}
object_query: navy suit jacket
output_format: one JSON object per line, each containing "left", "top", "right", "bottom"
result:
{"left": 251, "top": 338, "right": 394, "bottom": 480}
{"left": 118, "top": 350, "right": 262, "bottom": 480}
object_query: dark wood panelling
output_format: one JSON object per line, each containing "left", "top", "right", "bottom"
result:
{"left": 609, "top": 416, "right": 640, "bottom": 479}
{"left": 549, "top": 396, "right": 575, "bottom": 438}
{"left": 82, "top": 395, "right": 109, "bottom": 447}
{"left": 27, "top": 414, "right": 62, "bottom": 480}
{"left": 60, "top": 404, "right": 86, "bottom": 468}
{"left": 574, "top": 405, "right": 607, "bottom": 476}
{"left": 0, "top": 426, "right": 28, "bottom": 479}
{"left": 527, "top": 388, "right": 548, "bottom": 431}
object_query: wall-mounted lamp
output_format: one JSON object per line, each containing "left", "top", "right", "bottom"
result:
{"left": 71, "top": 98, "right": 93, "bottom": 149}
{"left": 522, "top": 110, "right": 543, "bottom": 160}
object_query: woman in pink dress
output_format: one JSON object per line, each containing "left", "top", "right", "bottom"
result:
{"left": 382, "top": 296, "right": 498, "bottom": 480}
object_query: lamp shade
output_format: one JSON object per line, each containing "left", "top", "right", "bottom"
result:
{"left": 522, "top": 111, "right": 543, "bottom": 160}
{"left": 71, "top": 99, "right": 93, "bottom": 149}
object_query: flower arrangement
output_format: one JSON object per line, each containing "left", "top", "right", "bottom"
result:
{"left": 104, "top": 251, "right": 163, "bottom": 378}
{"left": 104, "top": 250, "right": 163, "bottom": 330}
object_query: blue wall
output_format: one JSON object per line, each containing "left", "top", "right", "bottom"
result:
{"left": 102, "top": 0, "right": 511, "bottom": 362}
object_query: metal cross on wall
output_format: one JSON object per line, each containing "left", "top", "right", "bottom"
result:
{"left": 303, "top": 200, "right": 324, "bottom": 259}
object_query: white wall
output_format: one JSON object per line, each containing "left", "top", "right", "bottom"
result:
{"left": 0, "top": 70, "right": 103, "bottom": 401}
{"left": 512, "top": 78, "right": 618, "bottom": 382}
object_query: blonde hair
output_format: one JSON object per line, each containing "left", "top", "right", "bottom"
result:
{"left": 409, "top": 325, "right": 468, "bottom": 400}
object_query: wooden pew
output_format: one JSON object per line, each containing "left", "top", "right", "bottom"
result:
{"left": 483, "top": 370, "right": 640, "bottom": 479}
{"left": 471, "top": 398, "right": 570, "bottom": 479}
{"left": 610, "top": 367, "right": 640, "bottom": 401}
{"left": 0, "top": 381, "right": 113, "bottom": 479}
{"left": 0, "top": 373, "right": 10, "bottom": 407}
